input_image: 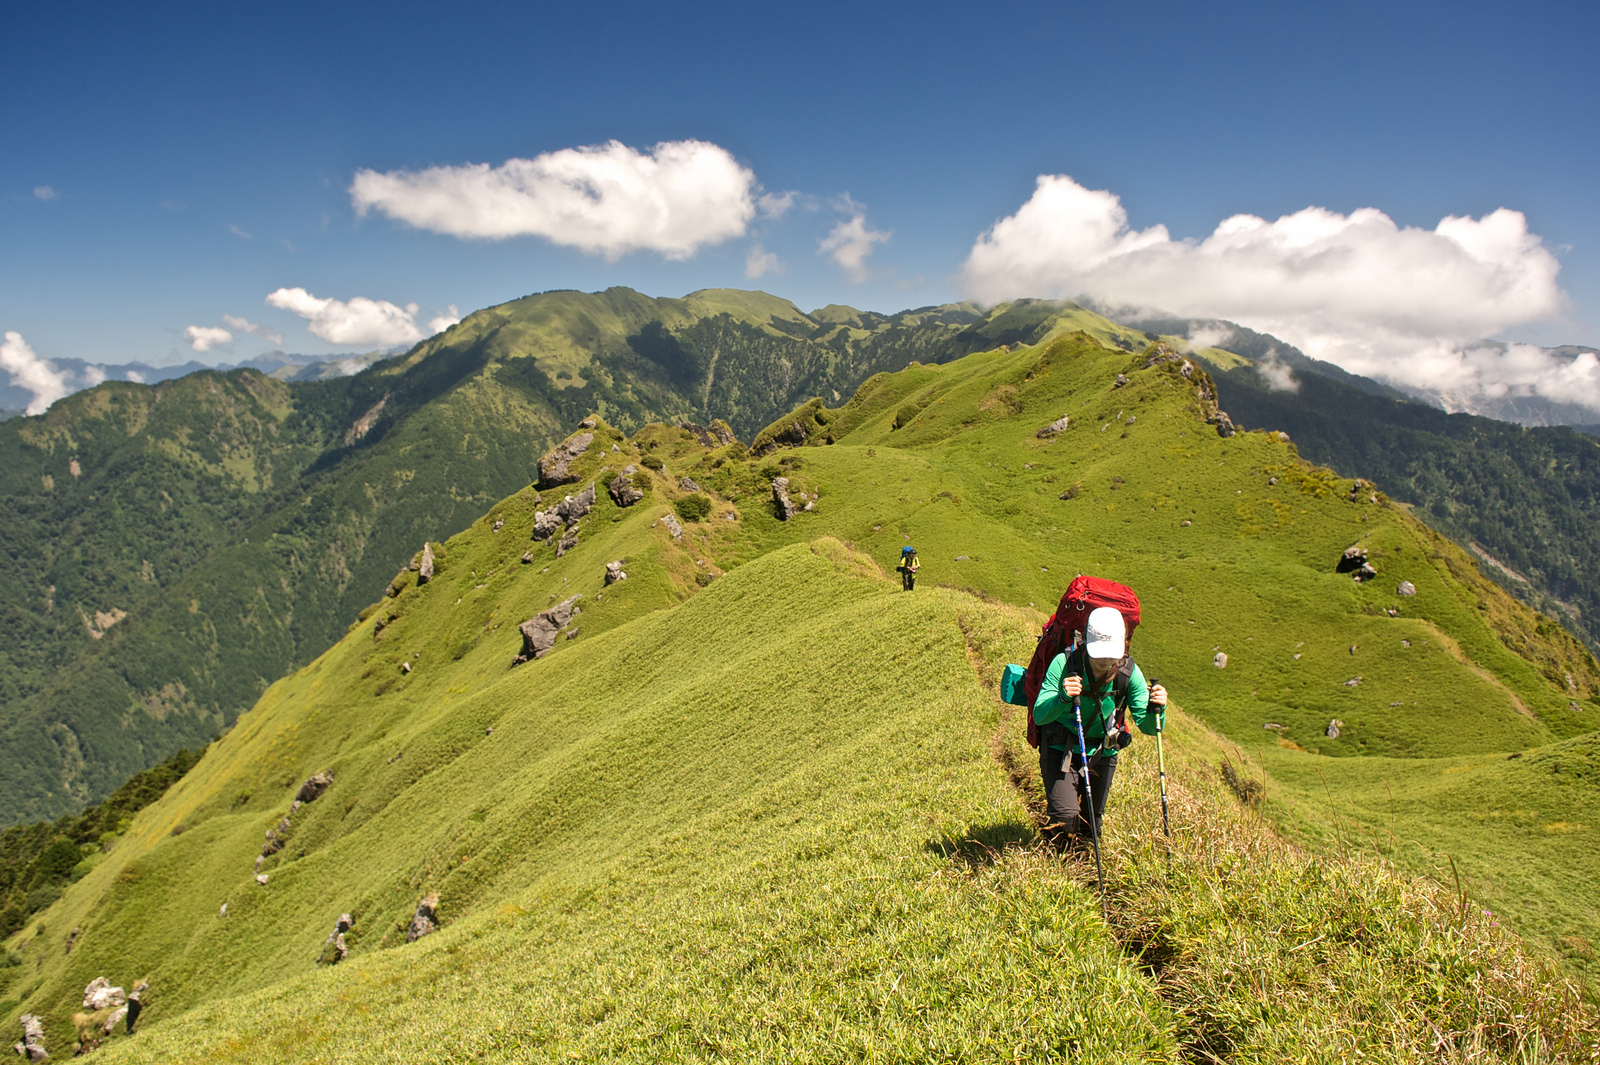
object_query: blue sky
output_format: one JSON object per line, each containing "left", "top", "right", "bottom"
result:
{"left": 3, "top": 0, "right": 1598, "bottom": 411}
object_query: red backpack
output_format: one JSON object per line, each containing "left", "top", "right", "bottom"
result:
{"left": 1023, "top": 576, "right": 1142, "bottom": 749}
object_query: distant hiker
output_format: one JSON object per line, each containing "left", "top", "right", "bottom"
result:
{"left": 1032, "top": 606, "right": 1167, "bottom": 849}
{"left": 897, "top": 546, "right": 920, "bottom": 591}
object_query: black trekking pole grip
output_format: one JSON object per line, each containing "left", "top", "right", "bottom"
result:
{"left": 1150, "top": 677, "right": 1171, "bottom": 839}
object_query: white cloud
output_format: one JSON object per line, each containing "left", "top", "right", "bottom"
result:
{"left": 745, "top": 244, "right": 781, "bottom": 279}
{"left": 223, "top": 314, "right": 285, "bottom": 346}
{"left": 350, "top": 139, "right": 757, "bottom": 260}
{"left": 757, "top": 191, "right": 798, "bottom": 219}
{"left": 33, "top": 186, "right": 57, "bottom": 201}
{"left": 426, "top": 305, "right": 461, "bottom": 336}
{"left": 1183, "top": 324, "right": 1235, "bottom": 353}
{"left": 961, "top": 174, "right": 1589, "bottom": 413}
{"left": 125, "top": 370, "right": 146, "bottom": 384}
{"left": 79, "top": 365, "right": 106, "bottom": 388}
{"left": 1257, "top": 350, "right": 1299, "bottom": 393}
{"left": 266, "top": 287, "right": 428, "bottom": 347}
{"left": 819, "top": 204, "right": 890, "bottom": 282}
{"left": 184, "top": 325, "right": 234, "bottom": 352}
{"left": 0, "top": 332, "right": 73, "bottom": 415}
{"left": 230, "top": 225, "right": 253, "bottom": 240}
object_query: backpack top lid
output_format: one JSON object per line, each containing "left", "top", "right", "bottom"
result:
{"left": 902, "top": 546, "right": 915, "bottom": 556}
{"left": 1059, "top": 575, "right": 1141, "bottom": 641}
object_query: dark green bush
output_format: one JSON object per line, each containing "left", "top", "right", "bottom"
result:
{"left": 674, "top": 495, "right": 713, "bottom": 523}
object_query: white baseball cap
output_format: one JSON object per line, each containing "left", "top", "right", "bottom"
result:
{"left": 1084, "top": 606, "right": 1126, "bottom": 659}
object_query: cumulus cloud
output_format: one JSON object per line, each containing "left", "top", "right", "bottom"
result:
{"left": 819, "top": 203, "right": 890, "bottom": 282}
{"left": 425, "top": 305, "right": 461, "bottom": 336}
{"left": 757, "top": 191, "right": 798, "bottom": 219}
{"left": 266, "top": 288, "right": 446, "bottom": 348}
{"left": 183, "top": 325, "right": 234, "bottom": 352}
{"left": 745, "top": 244, "right": 781, "bottom": 279}
{"left": 223, "top": 314, "right": 285, "bottom": 346}
{"left": 961, "top": 175, "right": 1590, "bottom": 413}
{"left": 125, "top": 369, "right": 146, "bottom": 384}
{"left": 32, "top": 186, "right": 57, "bottom": 201}
{"left": 350, "top": 139, "right": 757, "bottom": 261}
{"left": 0, "top": 332, "right": 73, "bottom": 415}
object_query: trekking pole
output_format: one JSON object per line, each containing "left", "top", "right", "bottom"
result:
{"left": 1072, "top": 693, "right": 1110, "bottom": 921}
{"left": 1151, "top": 677, "right": 1171, "bottom": 839}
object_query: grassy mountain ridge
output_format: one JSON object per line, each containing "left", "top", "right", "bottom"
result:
{"left": 2, "top": 329, "right": 1597, "bottom": 1060}
{"left": 0, "top": 291, "right": 1158, "bottom": 828}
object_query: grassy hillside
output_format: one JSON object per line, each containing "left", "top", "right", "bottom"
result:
{"left": 1208, "top": 357, "right": 1600, "bottom": 656}
{"left": 3, "top": 331, "right": 1598, "bottom": 1060}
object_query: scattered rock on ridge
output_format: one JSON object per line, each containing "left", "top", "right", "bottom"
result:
{"left": 679, "top": 476, "right": 702, "bottom": 493}
{"left": 1345, "top": 676, "right": 1363, "bottom": 687}
{"left": 604, "top": 561, "right": 626, "bottom": 585}
{"left": 556, "top": 527, "right": 579, "bottom": 558}
{"left": 82, "top": 977, "right": 126, "bottom": 1011}
{"left": 655, "top": 514, "right": 684, "bottom": 540}
{"left": 538, "top": 431, "right": 594, "bottom": 487}
{"left": 1213, "top": 652, "right": 1228, "bottom": 669}
{"left": 1397, "top": 580, "right": 1417, "bottom": 597}
{"left": 417, "top": 544, "right": 435, "bottom": 585}
{"left": 1347, "top": 478, "right": 1378, "bottom": 505}
{"left": 532, "top": 510, "right": 564, "bottom": 541}
{"left": 679, "top": 421, "right": 735, "bottom": 447}
{"left": 407, "top": 892, "right": 440, "bottom": 943}
{"left": 317, "top": 913, "right": 354, "bottom": 965}
{"left": 15, "top": 1013, "right": 47, "bottom": 1061}
{"left": 772, "top": 477, "right": 798, "bottom": 521}
{"left": 1326, "top": 718, "right": 1344, "bottom": 739}
{"left": 514, "top": 595, "right": 582, "bottom": 663}
{"left": 1113, "top": 374, "right": 1129, "bottom": 388}
{"left": 1207, "top": 410, "right": 1236, "bottom": 438}
{"left": 1337, "top": 545, "right": 1369, "bottom": 573}
{"left": 608, "top": 466, "right": 646, "bottom": 507}
{"left": 1036, "top": 415, "right": 1071, "bottom": 438}
{"left": 1355, "top": 562, "right": 1378, "bottom": 583}
{"left": 297, "top": 771, "right": 334, "bottom": 804}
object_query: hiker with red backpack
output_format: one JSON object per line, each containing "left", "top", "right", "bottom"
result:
{"left": 1002, "top": 577, "right": 1169, "bottom": 859}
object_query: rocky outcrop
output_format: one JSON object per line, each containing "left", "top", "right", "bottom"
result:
{"left": 1337, "top": 545, "right": 1369, "bottom": 573}
{"left": 655, "top": 514, "right": 683, "bottom": 540}
{"left": 1036, "top": 415, "right": 1071, "bottom": 438}
{"left": 608, "top": 466, "right": 646, "bottom": 507}
{"left": 14, "top": 1014, "right": 47, "bottom": 1061}
{"left": 407, "top": 893, "right": 440, "bottom": 943}
{"left": 753, "top": 420, "right": 808, "bottom": 457}
{"left": 82, "top": 978, "right": 126, "bottom": 1011}
{"left": 297, "top": 771, "right": 334, "bottom": 804}
{"left": 417, "top": 544, "right": 435, "bottom": 585}
{"left": 317, "top": 913, "right": 353, "bottom": 965}
{"left": 124, "top": 984, "right": 146, "bottom": 1036}
{"left": 772, "top": 477, "right": 798, "bottom": 521}
{"left": 533, "top": 483, "right": 597, "bottom": 541}
{"left": 679, "top": 476, "right": 702, "bottom": 493}
{"left": 556, "top": 527, "right": 579, "bottom": 558}
{"left": 604, "top": 561, "right": 627, "bottom": 585}
{"left": 538, "top": 431, "right": 595, "bottom": 488}
{"left": 1207, "top": 410, "right": 1236, "bottom": 438}
{"left": 261, "top": 815, "right": 291, "bottom": 859}
{"left": 1397, "top": 580, "right": 1417, "bottom": 597}
{"left": 1354, "top": 562, "right": 1378, "bottom": 583}
{"left": 514, "top": 595, "right": 582, "bottom": 664}
{"left": 1347, "top": 478, "right": 1378, "bottom": 505}
{"left": 679, "top": 421, "right": 735, "bottom": 448}
{"left": 1114, "top": 374, "right": 1129, "bottom": 388}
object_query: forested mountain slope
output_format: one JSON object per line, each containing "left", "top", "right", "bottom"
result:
{"left": 2, "top": 331, "right": 1596, "bottom": 1061}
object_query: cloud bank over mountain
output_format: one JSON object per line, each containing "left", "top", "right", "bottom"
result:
{"left": 961, "top": 174, "right": 1596, "bottom": 415}
{"left": 0, "top": 332, "right": 74, "bottom": 414}
{"left": 265, "top": 288, "right": 459, "bottom": 348}
{"left": 349, "top": 139, "right": 757, "bottom": 261}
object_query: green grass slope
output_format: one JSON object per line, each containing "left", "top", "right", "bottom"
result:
{"left": 4, "top": 331, "right": 1599, "bottom": 1060}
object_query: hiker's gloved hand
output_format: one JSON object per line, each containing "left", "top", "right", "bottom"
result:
{"left": 1149, "top": 683, "right": 1168, "bottom": 707}
{"left": 1062, "top": 675, "right": 1083, "bottom": 698}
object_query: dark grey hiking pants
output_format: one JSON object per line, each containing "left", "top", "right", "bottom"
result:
{"left": 1040, "top": 746, "right": 1116, "bottom": 841}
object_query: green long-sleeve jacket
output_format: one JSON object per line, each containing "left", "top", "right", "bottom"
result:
{"left": 1033, "top": 650, "right": 1163, "bottom": 753}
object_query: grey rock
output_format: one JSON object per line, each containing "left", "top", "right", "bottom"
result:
{"left": 578, "top": 416, "right": 598, "bottom": 429}
{"left": 255, "top": 874, "right": 269, "bottom": 885}
{"left": 82, "top": 977, "right": 126, "bottom": 1011}
{"left": 1213, "top": 652, "right": 1228, "bottom": 669}
{"left": 531, "top": 509, "right": 564, "bottom": 541}
{"left": 1268, "top": 476, "right": 1278, "bottom": 485}
{"left": 772, "top": 476, "right": 798, "bottom": 521}
{"left": 1113, "top": 374, "right": 1129, "bottom": 388}
{"left": 1180, "top": 359, "right": 1195, "bottom": 379}
{"left": 317, "top": 913, "right": 353, "bottom": 965}
{"left": 1354, "top": 562, "right": 1378, "bottom": 582}
{"left": 15, "top": 1013, "right": 47, "bottom": 1061}
{"left": 604, "top": 561, "right": 627, "bottom": 585}
{"left": 1207, "top": 410, "right": 1236, "bottom": 438}
{"left": 418, "top": 543, "right": 435, "bottom": 584}
{"left": 491, "top": 518, "right": 503, "bottom": 533}
{"left": 1397, "top": 580, "right": 1417, "bottom": 597}
{"left": 514, "top": 595, "right": 582, "bottom": 663}
{"left": 1035, "top": 415, "right": 1071, "bottom": 438}
{"left": 1180, "top": 519, "right": 1192, "bottom": 527}
{"left": 407, "top": 892, "right": 440, "bottom": 943}
{"left": 297, "top": 771, "right": 334, "bottom": 804}
{"left": 656, "top": 514, "right": 684, "bottom": 540}
{"left": 1337, "top": 544, "right": 1369, "bottom": 573}
{"left": 1345, "top": 676, "right": 1363, "bottom": 687}
{"left": 679, "top": 476, "right": 702, "bottom": 493}
{"left": 755, "top": 420, "right": 809, "bottom": 456}
{"left": 1326, "top": 718, "right": 1344, "bottom": 739}
{"left": 608, "top": 466, "right": 646, "bottom": 507}
{"left": 555, "top": 526, "right": 579, "bottom": 558}
{"left": 678, "top": 421, "right": 734, "bottom": 447}
{"left": 556, "top": 483, "right": 596, "bottom": 524}
{"left": 1347, "top": 478, "right": 1378, "bottom": 505}
{"left": 538, "top": 431, "right": 595, "bottom": 487}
